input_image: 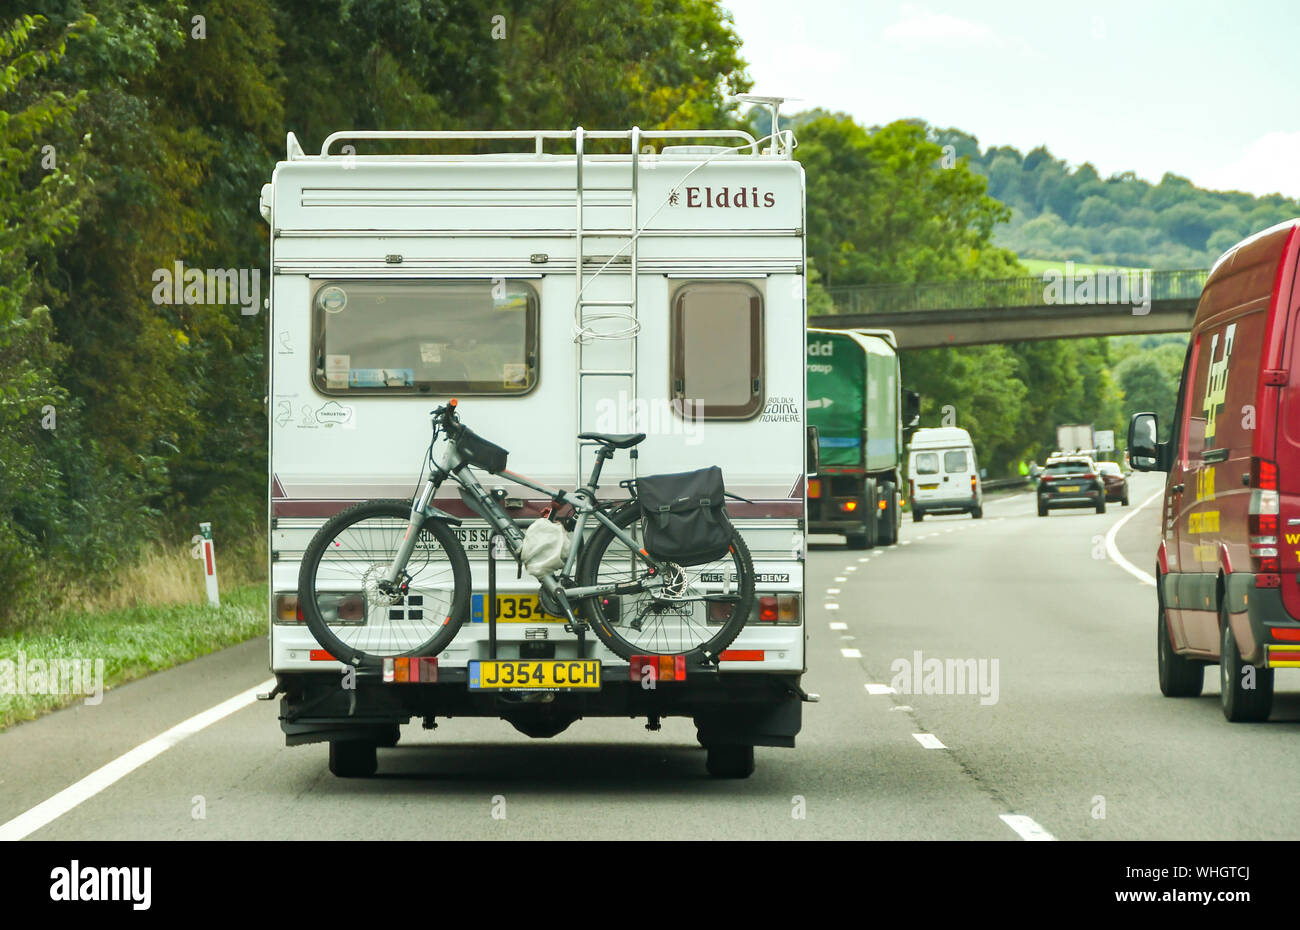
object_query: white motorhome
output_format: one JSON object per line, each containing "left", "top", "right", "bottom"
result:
{"left": 259, "top": 118, "right": 811, "bottom": 778}
{"left": 907, "top": 426, "right": 983, "bottom": 520}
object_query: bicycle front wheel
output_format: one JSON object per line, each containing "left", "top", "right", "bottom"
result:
{"left": 576, "top": 502, "right": 755, "bottom": 662}
{"left": 297, "top": 499, "right": 470, "bottom": 669}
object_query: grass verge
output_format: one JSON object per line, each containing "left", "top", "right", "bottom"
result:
{"left": 0, "top": 583, "right": 265, "bottom": 730}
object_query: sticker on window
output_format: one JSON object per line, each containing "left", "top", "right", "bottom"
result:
{"left": 503, "top": 363, "right": 527, "bottom": 387}
{"left": 350, "top": 368, "right": 414, "bottom": 388}
{"left": 318, "top": 286, "right": 348, "bottom": 314}
{"left": 325, "top": 354, "right": 350, "bottom": 388}
{"left": 493, "top": 289, "right": 530, "bottom": 312}
{"left": 420, "top": 343, "right": 444, "bottom": 364}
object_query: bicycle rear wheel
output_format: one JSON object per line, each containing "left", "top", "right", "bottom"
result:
{"left": 576, "top": 502, "right": 754, "bottom": 662}
{"left": 297, "top": 500, "right": 470, "bottom": 669}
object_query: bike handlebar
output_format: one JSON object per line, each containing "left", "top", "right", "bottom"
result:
{"left": 430, "top": 399, "right": 460, "bottom": 434}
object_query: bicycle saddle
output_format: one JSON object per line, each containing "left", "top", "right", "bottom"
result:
{"left": 578, "top": 432, "right": 646, "bottom": 449}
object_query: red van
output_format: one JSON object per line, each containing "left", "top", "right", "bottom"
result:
{"left": 1129, "top": 219, "right": 1300, "bottom": 721}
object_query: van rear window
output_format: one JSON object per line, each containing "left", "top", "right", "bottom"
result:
{"left": 311, "top": 279, "right": 539, "bottom": 395}
{"left": 943, "top": 451, "right": 968, "bottom": 472}
{"left": 914, "top": 452, "right": 939, "bottom": 475}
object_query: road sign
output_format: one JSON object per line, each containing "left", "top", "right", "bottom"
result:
{"left": 1095, "top": 430, "right": 1115, "bottom": 452}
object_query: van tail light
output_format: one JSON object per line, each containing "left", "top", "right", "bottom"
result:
{"left": 276, "top": 593, "right": 302, "bottom": 622}
{"left": 755, "top": 594, "right": 800, "bottom": 624}
{"left": 808, "top": 478, "right": 822, "bottom": 499}
{"left": 970, "top": 475, "right": 977, "bottom": 497}
{"left": 1248, "top": 457, "right": 1280, "bottom": 579}
{"left": 840, "top": 500, "right": 858, "bottom": 513}
{"left": 630, "top": 655, "right": 686, "bottom": 682}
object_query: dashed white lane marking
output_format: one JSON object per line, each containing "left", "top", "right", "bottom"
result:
{"left": 834, "top": 576, "right": 847, "bottom": 582}
{"left": 827, "top": 587, "right": 841, "bottom": 594}
{"left": 1104, "top": 489, "right": 1163, "bottom": 587}
{"left": 891, "top": 705, "right": 913, "bottom": 712}
{"left": 864, "top": 683, "right": 896, "bottom": 694}
{"left": 844, "top": 566, "right": 857, "bottom": 572}
{"left": 901, "top": 541, "right": 912, "bottom": 546}
{"left": 0, "top": 677, "right": 275, "bottom": 841}
{"left": 999, "top": 814, "right": 1057, "bottom": 841}
{"left": 857, "top": 557, "right": 870, "bottom": 562}
{"left": 913, "top": 733, "right": 947, "bottom": 749}
{"left": 841, "top": 648, "right": 862, "bottom": 658}
{"left": 825, "top": 603, "right": 840, "bottom": 610}
{"left": 944, "top": 528, "right": 954, "bottom": 533}
{"left": 829, "top": 621, "right": 847, "bottom": 630}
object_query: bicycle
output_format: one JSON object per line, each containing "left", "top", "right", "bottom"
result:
{"left": 297, "top": 400, "right": 755, "bottom": 669}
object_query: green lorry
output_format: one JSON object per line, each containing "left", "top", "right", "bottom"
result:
{"left": 806, "top": 328, "right": 919, "bottom": 548}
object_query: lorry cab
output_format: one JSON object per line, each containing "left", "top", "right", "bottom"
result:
{"left": 1129, "top": 218, "right": 1300, "bottom": 721}
{"left": 907, "top": 427, "right": 982, "bottom": 521}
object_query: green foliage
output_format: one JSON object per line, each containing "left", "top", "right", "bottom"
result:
{"left": 936, "top": 128, "right": 1300, "bottom": 269}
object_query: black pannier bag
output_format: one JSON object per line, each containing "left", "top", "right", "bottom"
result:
{"left": 456, "top": 426, "right": 509, "bottom": 474}
{"left": 636, "top": 466, "right": 734, "bottom": 566}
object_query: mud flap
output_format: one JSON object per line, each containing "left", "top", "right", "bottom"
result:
{"left": 694, "top": 694, "right": 802, "bottom": 748}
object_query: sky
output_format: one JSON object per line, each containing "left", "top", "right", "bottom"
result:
{"left": 721, "top": 0, "right": 1300, "bottom": 199}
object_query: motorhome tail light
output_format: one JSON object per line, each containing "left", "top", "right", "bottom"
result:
{"left": 877, "top": 498, "right": 888, "bottom": 511}
{"left": 778, "top": 594, "right": 799, "bottom": 622}
{"left": 708, "top": 599, "right": 734, "bottom": 622}
{"left": 753, "top": 594, "right": 800, "bottom": 624}
{"left": 1248, "top": 457, "right": 1280, "bottom": 577}
{"left": 808, "top": 478, "right": 822, "bottom": 499}
{"left": 840, "top": 500, "right": 859, "bottom": 513}
{"left": 758, "top": 595, "right": 779, "bottom": 622}
{"left": 1269, "top": 627, "right": 1300, "bottom": 642}
{"left": 275, "top": 593, "right": 302, "bottom": 622}
{"left": 630, "top": 655, "right": 686, "bottom": 682}
{"left": 382, "top": 656, "right": 438, "bottom": 683}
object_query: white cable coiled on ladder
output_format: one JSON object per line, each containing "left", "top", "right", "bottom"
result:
{"left": 572, "top": 130, "right": 794, "bottom": 345}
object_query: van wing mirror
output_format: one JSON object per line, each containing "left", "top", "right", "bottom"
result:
{"left": 1127, "top": 412, "right": 1167, "bottom": 472}
{"left": 903, "top": 390, "right": 921, "bottom": 432}
{"left": 806, "top": 425, "right": 821, "bottom": 475}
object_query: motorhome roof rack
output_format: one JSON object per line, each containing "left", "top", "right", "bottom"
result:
{"left": 303, "top": 128, "right": 769, "bottom": 160}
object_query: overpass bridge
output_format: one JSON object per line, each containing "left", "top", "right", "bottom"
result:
{"left": 809, "top": 269, "right": 1206, "bottom": 348}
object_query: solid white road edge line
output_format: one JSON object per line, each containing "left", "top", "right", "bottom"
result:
{"left": 0, "top": 677, "right": 275, "bottom": 841}
{"left": 999, "top": 814, "right": 1057, "bottom": 841}
{"left": 1104, "top": 489, "right": 1163, "bottom": 587}
{"left": 841, "top": 648, "right": 862, "bottom": 658}
{"left": 913, "top": 733, "right": 947, "bottom": 749}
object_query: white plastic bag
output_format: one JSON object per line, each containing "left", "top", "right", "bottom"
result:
{"left": 521, "top": 518, "right": 571, "bottom": 578}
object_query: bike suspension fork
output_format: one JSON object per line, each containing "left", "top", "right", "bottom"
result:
{"left": 381, "top": 479, "right": 437, "bottom": 586}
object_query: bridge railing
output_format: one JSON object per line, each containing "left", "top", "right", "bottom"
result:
{"left": 825, "top": 269, "right": 1209, "bottom": 315}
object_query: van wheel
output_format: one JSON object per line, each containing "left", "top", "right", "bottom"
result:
{"left": 971, "top": 506, "right": 983, "bottom": 519}
{"left": 705, "top": 744, "right": 754, "bottom": 779}
{"left": 1220, "top": 614, "right": 1274, "bottom": 722}
{"left": 329, "top": 741, "right": 378, "bottom": 778}
{"left": 1158, "top": 603, "right": 1203, "bottom": 697}
{"left": 912, "top": 511, "right": 924, "bottom": 523}
{"left": 845, "top": 532, "right": 870, "bottom": 549}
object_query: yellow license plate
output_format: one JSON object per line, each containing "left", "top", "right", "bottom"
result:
{"left": 920, "top": 483, "right": 939, "bottom": 490}
{"left": 471, "top": 593, "right": 565, "bottom": 623}
{"left": 468, "top": 660, "right": 601, "bottom": 691}
{"left": 1059, "top": 484, "right": 1081, "bottom": 492}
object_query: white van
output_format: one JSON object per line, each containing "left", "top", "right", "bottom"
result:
{"left": 259, "top": 118, "right": 811, "bottom": 778}
{"left": 908, "top": 427, "right": 982, "bottom": 520}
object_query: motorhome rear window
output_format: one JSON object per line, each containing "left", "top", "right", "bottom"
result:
{"left": 943, "top": 451, "right": 968, "bottom": 472}
{"left": 914, "top": 452, "right": 939, "bottom": 474}
{"left": 670, "top": 281, "right": 763, "bottom": 419}
{"left": 311, "top": 279, "right": 539, "bottom": 395}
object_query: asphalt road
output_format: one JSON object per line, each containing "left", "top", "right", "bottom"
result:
{"left": 4, "top": 472, "right": 1298, "bottom": 840}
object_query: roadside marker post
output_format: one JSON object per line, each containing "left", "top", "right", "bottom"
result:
{"left": 199, "top": 522, "right": 220, "bottom": 607}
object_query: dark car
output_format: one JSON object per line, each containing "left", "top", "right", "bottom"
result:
{"left": 1097, "top": 461, "right": 1129, "bottom": 506}
{"left": 1036, "top": 456, "right": 1106, "bottom": 516}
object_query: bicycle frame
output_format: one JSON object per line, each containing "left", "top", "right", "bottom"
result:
{"left": 379, "top": 431, "right": 672, "bottom": 624}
